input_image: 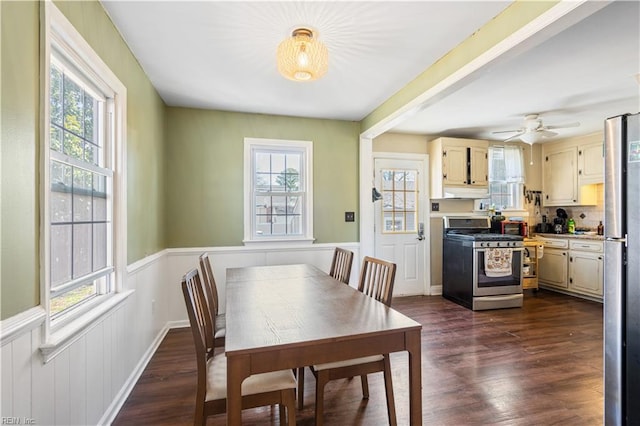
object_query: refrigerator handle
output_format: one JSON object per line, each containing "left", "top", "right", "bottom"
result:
{"left": 604, "top": 116, "right": 625, "bottom": 238}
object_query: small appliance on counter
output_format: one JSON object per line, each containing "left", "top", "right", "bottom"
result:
{"left": 553, "top": 208, "right": 568, "bottom": 234}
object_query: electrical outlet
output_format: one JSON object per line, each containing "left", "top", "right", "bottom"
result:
{"left": 345, "top": 211, "right": 355, "bottom": 222}
{"left": 431, "top": 202, "right": 440, "bottom": 212}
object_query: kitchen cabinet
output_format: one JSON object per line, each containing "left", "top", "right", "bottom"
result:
{"left": 578, "top": 141, "right": 604, "bottom": 184}
{"left": 537, "top": 236, "right": 604, "bottom": 300}
{"left": 542, "top": 135, "right": 600, "bottom": 206}
{"left": 538, "top": 246, "right": 568, "bottom": 289}
{"left": 568, "top": 240, "right": 604, "bottom": 297}
{"left": 543, "top": 146, "right": 578, "bottom": 206}
{"left": 429, "top": 137, "right": 488, "bottom": 198}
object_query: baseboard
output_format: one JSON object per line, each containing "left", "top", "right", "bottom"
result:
{"left": 429, "top": 285, "right": 443, "bottom": 296}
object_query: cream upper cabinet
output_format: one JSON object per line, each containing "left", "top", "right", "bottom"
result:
{"left": 429, "top": 137, "right": 488, "bottom": 198}
{"left": 543, "top": 146, "right": 578, "bottom": 206}
{"left": 542, "top": 133, "right": 601, "bottom": 207}
{"left": 442, "top": 145, "right": 467, "bottom": 185}
{"left": 578, "top": 141, "right": 604, "bottom": 184}
{"left": 469, "top": 146, "right": 488, "bottom": 186}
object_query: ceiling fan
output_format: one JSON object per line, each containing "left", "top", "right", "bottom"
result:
{"left": 492, "top": 114, "right": 580, "bottom": 145}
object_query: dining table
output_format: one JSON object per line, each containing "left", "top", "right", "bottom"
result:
{"left": 225, "top": 263, "right": 423, "bottom": 425}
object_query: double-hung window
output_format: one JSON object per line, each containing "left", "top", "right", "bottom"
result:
{"left": 244, "top": 138, "right": 313, "bottom": 244}
{"left": 43, "top": 3, "right": 126, "bottom": 334}
{"left": 487, "top": 145, "right": 525, "bottom": 210}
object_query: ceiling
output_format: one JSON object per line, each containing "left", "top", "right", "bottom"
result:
{"left": 101, "top": 1, "right": 640, "bottom": 143}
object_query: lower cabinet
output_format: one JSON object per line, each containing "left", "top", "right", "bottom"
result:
{"left": 538, "top": 248, "right": 568, "bottom": 288}
{"left": 537, "top": 237, "right": 604, "bottom": 300}
{"left": 568, "top": 241, "right": 604, "bottom": 297}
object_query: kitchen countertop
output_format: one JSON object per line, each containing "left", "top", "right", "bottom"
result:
{"left": 531, "top": 233, "right": 605, "bottom": 241}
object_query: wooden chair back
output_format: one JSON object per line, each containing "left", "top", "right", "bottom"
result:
{"left": 198, "top": 252, "right": 220, "bottom": 317}
{"left": 357, "top": 256, "right": 396, "bottom": 306}
{"left": 329, "top": 247, "right": 354, "bottom": 284}
{"left": 181, "top": 269, "right": 214, "bottom": 408}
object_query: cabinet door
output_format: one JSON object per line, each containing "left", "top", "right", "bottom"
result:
{"left": 543, "top": 147, "right": 578, "bottom": 206}
{"left": 578, "top": 142, "right": 604, "bottom": 184}
{"left": 569, "top": 251, "right": 604, "bottom": 296}
{"left": 442, "top": 145, "right": 467, "bottom": 185}
{"left": 469, "top": 146, "right": 488, "bottom": 186}
{"left": 538, "top": 249, "right": 568, "bottom": 288}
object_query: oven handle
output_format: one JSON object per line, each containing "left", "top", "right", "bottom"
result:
{"left": 475, "top": 247, "right": 524, "bottom": 253}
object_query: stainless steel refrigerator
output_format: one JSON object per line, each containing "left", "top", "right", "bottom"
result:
{"left": 604, "top": 112, "right": 640, "bottom": 425}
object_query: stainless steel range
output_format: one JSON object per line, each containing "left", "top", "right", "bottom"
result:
{"left": 442, "top": 216, "right": 524, "bottom": 310}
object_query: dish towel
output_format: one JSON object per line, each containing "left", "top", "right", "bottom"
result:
{"left": 484, "top": 248, "right": 513, "bottom": 277}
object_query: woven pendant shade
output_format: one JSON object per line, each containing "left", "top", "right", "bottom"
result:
{"left": 277, "top": 28, "right": 328, "bottom": 82}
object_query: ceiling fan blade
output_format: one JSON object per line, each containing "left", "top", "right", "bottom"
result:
{"left": 539, "top": 130, "right": 558, "bottom": 138}
{"left": 546, "top": 121, "right": 580, "bottom": 130}
{"left": 503, "top": 132, "right": 524, "bottom": 142}
{"left": 492, "top": 129, "right": 522, "bottom": 134}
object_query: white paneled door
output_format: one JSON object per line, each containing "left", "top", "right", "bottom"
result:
{"left": 374, "top": 155, "right": 428, "bottom": 296}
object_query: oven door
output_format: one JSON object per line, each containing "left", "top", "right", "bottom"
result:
{"left": 473, "top": 247, "right": 523, "bottom": 296}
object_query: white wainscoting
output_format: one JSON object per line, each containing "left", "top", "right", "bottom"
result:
{"left": 0, "top": 242, "right": 359, "bottom": 425}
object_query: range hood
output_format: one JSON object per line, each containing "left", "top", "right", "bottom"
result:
{"left": 439, "top": 186, "right": 490, "bottom": 199}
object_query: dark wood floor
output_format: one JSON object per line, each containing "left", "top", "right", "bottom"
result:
{"left": 113, "top": 290, "right": 603, "bottom": 425}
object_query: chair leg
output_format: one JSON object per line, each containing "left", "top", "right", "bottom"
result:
{"left": 360, "top": 374, "right": 370, "bottom": 399}
{"left": 297, "top": 367, "right": 305, "bottom": 410}
{"left": 279, "top": 404, "right": 286, "bottom": 426}
{"left": 284, "top": 388, "right": 297, "bottom": 425}
{"left": 383, "top": 356, "right": 397, "bottom": 426}
{"left": 315, "top": 371, "right": 329, "bottom": 426}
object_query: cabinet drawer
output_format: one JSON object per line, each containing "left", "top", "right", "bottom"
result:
{"left": 569, "top": 240, "right": 604, "bottom": 252}
{"left": 540, "top": 238, "right": 569, "bottom": 249}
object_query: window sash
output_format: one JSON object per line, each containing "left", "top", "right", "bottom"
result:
{"left": 47, "top": 45, "right": 115, "bottom": 320}
{"left": 488, "top": 146, "right": 524, "bottom": 210}
{"left": 244, "top": 138, "right": 313, "bottom": 243}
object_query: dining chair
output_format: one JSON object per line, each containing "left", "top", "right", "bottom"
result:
{"left": 181, "top": 268, "right": 297, "bottom": 425}
{"left": 298, "top": 256, "right": 398, "bottom": 426}
{"left": 328, "top": 247, "right": 354, "bottom": 284}
{"left": 199, "top": 252, "right": 226, "bottom": 348}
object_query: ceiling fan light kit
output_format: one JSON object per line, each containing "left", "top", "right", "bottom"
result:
{"left": 493, "top": 113, "right": 580, "bottom": 145}
{"left": 277, "top": 27, "right": 328, "bottom": 82}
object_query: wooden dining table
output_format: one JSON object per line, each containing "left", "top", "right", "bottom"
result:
{"left": 225, "top": 263, "right": 423, "bottom": 425}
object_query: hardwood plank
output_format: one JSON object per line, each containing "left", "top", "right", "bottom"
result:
{"left": 113, "top": 289, "right": 603, "bottom": 425}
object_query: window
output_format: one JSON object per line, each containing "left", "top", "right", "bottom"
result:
{"left": 244, "top": 138, "right": 313, "bottom": 244}
{"left": 486, "top": 146, "right": 524, "bottom": 210}
{"left": 381, "top": 169, "right": 418, "bottom": 233}
{"left": 43, "top": 3, "right": 126, "bottom": 332}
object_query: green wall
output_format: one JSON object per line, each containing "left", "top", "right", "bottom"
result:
{"left": 0, "top": 1, "right": 166, "bottom": 319}
{"left": 1, "top": 1, "right": 40, "bottom": 319}
{"left": 164, "top": 108, "right": 360, "bottom": 247}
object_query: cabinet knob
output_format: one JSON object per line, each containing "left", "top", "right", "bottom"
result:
{"left": 570, "top": 257, "right": 573, "bottom": 262}
{"left": 443, "top": 174, "right": 447, "bottom": 179}
{"left": 599, "top": 256, "right": 603, "bottom": 260}
{"left": 472, "top": 181, "right": 476, "bottom": 184}
{"left": 570, "top": 278, "right": 573, "bottom": 283}
{"left": 579, "top": 170, "right": 582, "bottom": 175}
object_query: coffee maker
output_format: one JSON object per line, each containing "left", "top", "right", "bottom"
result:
{"left": 553, "top": 208, "right": 568, "bottom": 234}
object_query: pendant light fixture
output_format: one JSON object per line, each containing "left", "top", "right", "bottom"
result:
{"left": 277, "top": 27, "right": 328, "bottom": 82}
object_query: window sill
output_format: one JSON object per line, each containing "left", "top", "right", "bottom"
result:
{"left": 40, "top": 289, "right": 134, "bottom": 364}
{"left": 242, "top": 237, "right": 315, "bottom": 247}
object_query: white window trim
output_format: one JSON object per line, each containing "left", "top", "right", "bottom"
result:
{"left": 243, "top": 138, "right": 314, "bottom": 245}
{"left": 39, "top": 1, "right": 129, "bottom": 352}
